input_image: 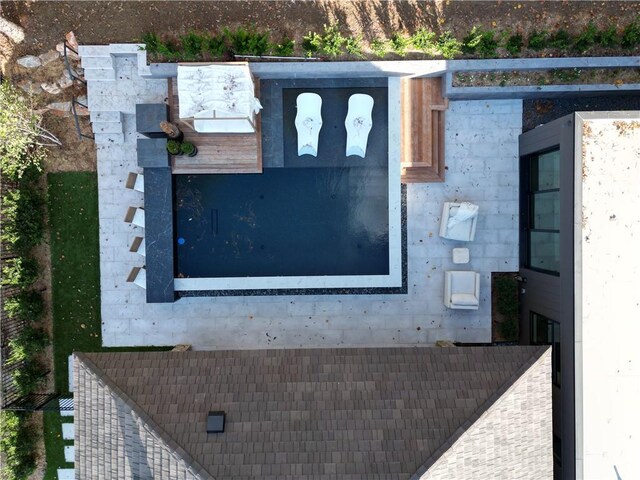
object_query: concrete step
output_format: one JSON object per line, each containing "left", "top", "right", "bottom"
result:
{"left": 109, "top": 43, "right": 144, "bottom": 54}
{"left": 78, "top": 45, "right": 112, "bottom": 57}
{"left": 83, "top": 67, "right": 116, "bottom": 81}
{"left": 94, "top": 132, "right": 124, "bottom": 144}
{"left": 90, "top": 111, "right": 122, "bottom": 123}
{"left": 92, "top": 121, "right": 123, "bottom": 134}
{"left": 81, "top": 55, "right": 114, "bottom": 70}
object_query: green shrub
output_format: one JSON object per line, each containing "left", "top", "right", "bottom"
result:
{"left": 166, "top": 140, "right": 181, "bottom": 155}
{"left": 302, "top": 31, "right": 322, "bottom": 56}
{"left": 436, "top": 31, "right": 463, "bottom": 59}
{"left": 319, "top": 23, "right": 346, "bottom": 57}
{"left": 0, "top": 411, "right": 38, "bottom": 480}
{"left": 573, "top": 22, "right": 598, "bottom": 53}
{"left": 156, "top": 39, "right": 180, "bottom": 60}
{"left": 206, "top": 34, "right": 228, "bottom": 58}
{"left": 272, "top": 37, "right": 295, "bottom": 57}
{"left": 180, "top": 141, "right": 196, "bottom": 155}
{"left": 12, "top": 361, "right": 47, "bottom": 396}
{"left": 1, "top": 256, "right": 39, "bottom": 288}
{"left": 224, "top": 26, "right": 270, "bottom": 56}
{"left": 527, "top": 30, "right": 549, "bottom": 50}
{"left": 621, "top": 18, "right": 640, "bottom": 48}
{"left": 549, "top": 29, "right": 572, "bottom": 49}
{"left": 344, "top": 35, "right": 364, "bottom": 57}
{"left": 3, "top": 290, "right": 45, "bottom": 322}
{"left": 412, "top": 28, "right": 438, "bottom": 53}
{"left": 0, "top": 82, "right": 46, "bottom": 180}
{"left": 370, "top": 38, "right": 389, "bottom": 58}
{"left": 498, "top": 314, "right": 520, "bottom": 341}
{"left": 495, "top": 275, "right": 518, "bottom": 316}
{"left": 597, "top": 25, "right": 618, "bottom": 47}
{"left": 505, "top": 33, "right": 524, "bottom": 55}
{"left": 463, "top": 26, "right": 498, "bottom": 57}
{"left": 7, "top": 326, "right": 50, "bottom": 365}
{"left": 390, "top": 33, "right": 411, "bottom": 56}
{"left": 141, "top": 32, "right": 162, "bottom": 55}
{"left": 180, "top": 31, "right": 206, "bottom": 60}
{"left": 0, "top": 187, "right": 45, "bottom": 254}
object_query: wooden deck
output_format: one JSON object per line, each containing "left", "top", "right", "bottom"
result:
{"left": 168, "top": 78, "right": 262, "bottom": 174}
{"left": 400, "top": 77, "right": 448, "bottom": 183}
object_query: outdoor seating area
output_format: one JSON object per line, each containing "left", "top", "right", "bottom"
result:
{"left": 166, "top": 63, "right": 263, "bottom": 174}
{"left": 83, "top": 45, "right": 520, "bottom": 348}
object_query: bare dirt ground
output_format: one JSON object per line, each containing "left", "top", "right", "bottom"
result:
{"left": 3, "top": 0, "right": 640, "bottom": 57}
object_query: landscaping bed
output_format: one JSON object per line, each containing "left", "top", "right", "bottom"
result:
{"left": 455, "top": 68, "right": 640, "bottom": 88}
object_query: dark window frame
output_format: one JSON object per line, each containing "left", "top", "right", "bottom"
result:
{"left": 531, "top": 312, "right": 561, "bottom": 387}
{"left": 523, "top": 147, "right": 561, "bottom": 276}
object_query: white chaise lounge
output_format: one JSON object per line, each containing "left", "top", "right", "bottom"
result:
{"left": 444, "top": 271, "right": 480, "bottom": 310}
{"left": 295, "top": 93, "right": 323, "bottom": 157}
{"left": 345, "top": 94, "right": 374, "bottom": 158}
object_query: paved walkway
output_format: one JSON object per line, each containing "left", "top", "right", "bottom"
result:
{"left": 88, "top": 52, "right": 521, "bottom": 349}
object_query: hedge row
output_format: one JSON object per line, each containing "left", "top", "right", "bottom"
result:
{"left": 142, "top": 18, "right": 640, "bottom": 62}
{"left": 0, "top": 81, "right": 49, "bottom": 480}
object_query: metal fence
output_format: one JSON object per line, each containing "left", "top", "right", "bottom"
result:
{"left": 0, "top": 173, "right": 50, "bottom": 409}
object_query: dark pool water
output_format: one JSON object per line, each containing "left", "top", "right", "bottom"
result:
{"left": 174, "top": 167, "right": 389, "bottom": 278}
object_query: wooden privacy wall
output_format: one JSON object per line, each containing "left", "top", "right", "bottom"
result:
{"left": 400, "top": 77, "right": 448, "bottom": 183}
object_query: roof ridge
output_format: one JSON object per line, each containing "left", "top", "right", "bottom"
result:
{"left": 74, "top": 352, "right": 215, "bottom": 480}
{"left": 408, "top": 345, "right": 551, "bottom": 479}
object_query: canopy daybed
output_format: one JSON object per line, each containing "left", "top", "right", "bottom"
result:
{"left": 176, "top": 63, "right": 262, "bottom": 134}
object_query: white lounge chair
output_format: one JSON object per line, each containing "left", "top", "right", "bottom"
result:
{"left": 125, "top": 172, "right": 144, "bottom": 193}
{"left": 295, "top": 93, "right": 323, "bottom": 157}
{"left": 124, "top": 207, "right": 145, "bottom": 228}
{"left": 345, "top": 94, "right": 374, "bottom": 158}
{"left": 439, "top": 202, "right": 479, "bottom": 242}
{"left": 444, "top": 271, "right": 480, "bottom": 310}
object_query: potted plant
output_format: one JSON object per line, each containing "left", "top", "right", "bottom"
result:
{"left": 181, "top": 141, "right": 198, "bottom": 157}
{"left": 167, "top": 140, "right": 182, "bottom": 156}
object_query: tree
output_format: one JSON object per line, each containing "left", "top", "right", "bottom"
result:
{"left": 0, "top": 81, "right": 60, "bottom": 179}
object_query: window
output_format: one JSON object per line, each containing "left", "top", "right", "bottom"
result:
{"left": 553, "top": 434, "right": 562, "bottom": 467}
{"left": 531, "top": 312, "right": 561, "bottom": 387}
{"left": 524, "top": 149, "right": 561, "bottom": 275}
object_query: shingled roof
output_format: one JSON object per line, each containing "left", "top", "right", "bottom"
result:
{"left": 74, "top": 346, "right": 551, "bottom": 479}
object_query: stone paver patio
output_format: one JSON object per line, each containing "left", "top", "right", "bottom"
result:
{"left": 86, "top": 50, "right": 521, "bottom": 349}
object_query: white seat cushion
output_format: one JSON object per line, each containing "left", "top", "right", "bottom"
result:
{"left": 451, "top": 293, "right": 479, "bottom": 306}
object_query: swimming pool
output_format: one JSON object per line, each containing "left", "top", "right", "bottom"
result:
{"left": 173, "top": 77, "right": 402, "bottom": 292}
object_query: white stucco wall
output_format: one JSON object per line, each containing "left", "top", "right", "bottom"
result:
{"left": 575, "top": 113, "right": 640, "bottom": 480}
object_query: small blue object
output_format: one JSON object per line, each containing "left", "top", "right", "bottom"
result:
{"left": 177, "top": 237, "right": 186, "bottom": 245}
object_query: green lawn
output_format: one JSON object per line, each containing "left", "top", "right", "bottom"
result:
{"left": 45, "top": 172, "right": 171, "bottom": 478}
{"left": 48, "top": 172, "right": 102, "bottom": 393}
{"left": 43, "top": 412, "right": 74, "bottom": 480}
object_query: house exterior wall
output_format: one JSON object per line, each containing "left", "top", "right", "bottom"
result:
{"left": 417, "top": 349, "right": 553, "bottom": 480}
{"left": 574, "top": 112, "right": 640, "bottom": 480}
